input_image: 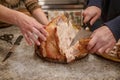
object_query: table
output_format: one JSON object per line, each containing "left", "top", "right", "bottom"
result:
{"left": 0, "top": 26, "right": 120, "bottom": 80}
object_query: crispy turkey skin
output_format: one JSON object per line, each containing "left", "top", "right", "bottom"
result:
{"left": 36, "top": 15, "right": 90, "bottom": 63}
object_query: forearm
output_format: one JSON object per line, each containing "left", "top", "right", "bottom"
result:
{"left": 23, "top": 0, "right": 48, "bottom": 25}
{"left": 104, "top": 16, "right": 120, "bottom": 41}
{"left": 0, "top": 4, "right": 23, "bottom": 25}
{"left": 31, "top": 8, "right": 49, "bottom": 25}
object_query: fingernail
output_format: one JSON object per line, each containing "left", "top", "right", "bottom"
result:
{"left": 38, "top": 42, "right": 40, "bottom": 46}
{"left": 46, "top": 33, "right": 49, "bottom": 37}
{"left": 105, "top": 50, "right": 109, "bottom": 54}
{"left": 43, "top": 26, "right": 46, "bottom": 29}
{"left": 44, "top": 38, "right": 47, "bottom": 41}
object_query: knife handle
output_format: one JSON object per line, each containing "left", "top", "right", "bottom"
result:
{"left": 14, "top": 35, "right": 23, "bottom": 45}
{"left": 83, "top": 22, "right": 91, "bottom": 29}
{"left": 2, "top": 35, "right": 23, "bottom": 62}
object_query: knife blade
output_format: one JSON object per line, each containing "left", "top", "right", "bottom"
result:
{"left": 2, "top": 35, "right": 23, "bottom": 62}
{"left": 70, "top": 23, "right": 91, "bottom": 47}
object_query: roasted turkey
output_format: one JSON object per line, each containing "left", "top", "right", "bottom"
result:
{"left": 35, "top": 15, "right": 90, "bottom": 63}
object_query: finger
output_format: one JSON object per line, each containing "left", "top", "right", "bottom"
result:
{"left": 97, "top": 42, "right": 112, "bottom": 54}
{"left": 83, "top": 15, "right": 91, "bottom": 23}
{"left": 19, "top": 28, "right": 33, "bottom": 45}
{"left": 35, "top": 24, "right": 49, "bottom": 37}
{"left": 24, "top": 33, "right": 32, "bottom": 45}
{"left": 90, "top": 41, "right": 105, "bottom": 53}
{"left": 87, "top": 36, "right": 97, "bottom": 51}
{"left": 40, "top": 27, "right": 49, "bottom": 37}
{"left": 27, "top": 31, "right": 40, "bottom": 45}
{"left": 82, "top": 10, "right": 85, "bottom": 16}
{"left": 43, "top": 25, "right": 47, "bottom": 29}
{"left": 90, "top": 15, "right": 98, "bottom": 25}
{"left": 105, "top": 48, "right": 112, "bottom": 54}
{"left": 82, "top": 10, "right": 91, "bottom": 23}
{"left": 105, "top": 43, "right": 115, "bottom": 54}
{"left": 32, "top": 27, "right": 46, "bottom": 41}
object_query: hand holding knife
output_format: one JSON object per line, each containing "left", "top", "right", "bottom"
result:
{"left": 2, "top": 35, "right": 23, "bottom": 62}
{"left": 70, "top": 22, "right": 91, "bottom": 47}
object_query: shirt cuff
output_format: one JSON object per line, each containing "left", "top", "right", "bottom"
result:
{"left": 104, "top": 16, "right": 120, "bottom": 41}
{"left": 24, "top": 0, "right": 41, "bottom": 13}
{"left": 87, "top": 0, "right": 102, "bottom": 9}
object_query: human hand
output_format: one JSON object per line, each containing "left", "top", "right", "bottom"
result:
{"left": 87, "top": 26, "right": 116, "bottom": 54}
{"left": 83, "top": 6, "right": 101, "bottom": 25}
{"left": 16, "top": 13, "right": 48, "bottom": 45}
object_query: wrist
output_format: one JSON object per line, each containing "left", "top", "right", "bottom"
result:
{"left": 13, "top": 11, "right": 27, "bottom": 26}
{"left": 8, "top": 10, "right": 22, "bottom": 26}
{"left": 88, "top": 6, "right": 101, "bottom": 11}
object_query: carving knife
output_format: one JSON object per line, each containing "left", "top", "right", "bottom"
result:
{"left": 2, "top": 35, "right": 23, "bottom": 62}
{"left": 70, "top": 23, "right": 92, "bottom": 47}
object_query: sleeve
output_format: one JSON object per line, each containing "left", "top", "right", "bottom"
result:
{"left": 87, "top": 0, "right": 102, "bottom": 9}
{"left": 23, "top": 0, "right": 41, "bottom": 13}
{"left": 104, "top": 16, "right": 120, "bottom": 41}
